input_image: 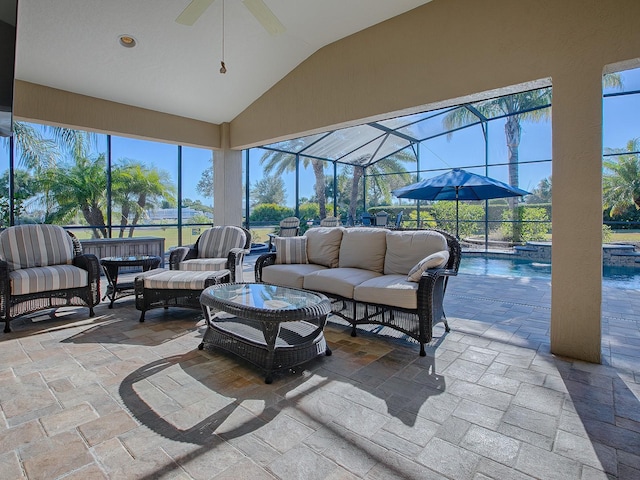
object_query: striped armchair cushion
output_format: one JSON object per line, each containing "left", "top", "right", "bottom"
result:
{"left": 197, "top": 226, "right": 247, "bottom": 259}
{"left": 9, "top": 265, "right": 88, "bottom": 295}
{"left": 141, "top": 270, "right": 220, "bottom": 290}
{"left": 0, "top": 225, "right": 75, "bottom": 271}
{"left": 278, "top": 217, "right": 300, "bottom": 237}
{"left": 179, "top": 258, "right": 227, "bottom": 271}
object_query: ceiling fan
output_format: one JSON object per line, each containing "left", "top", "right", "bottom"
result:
{"left": 176, "top": 0, "right": 286, "bottom": 35}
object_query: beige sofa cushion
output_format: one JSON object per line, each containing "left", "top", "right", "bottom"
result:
{"left": 384, "top": 230, "right": 448, "bottom": 275}
{"left": 303, "top": 267, "right": 381, "bottom": 299}
{"left": 407, "top": 250, "right": 450, "bottom": 282}
{"left": 338, "top": 228, "right": 388, "bottom": 273}
{"left": 262, "top": 264, "right": 327, "bottom": 289}
{"left": 304, "top": 227, "right": 344, "bottom": 268}
{"left": 354, "top": 274, "right": 418, "bottom": 310}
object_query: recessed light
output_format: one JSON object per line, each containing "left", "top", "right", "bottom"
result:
{"left": 118, "top": 35, "right": 137, "bottom": 48}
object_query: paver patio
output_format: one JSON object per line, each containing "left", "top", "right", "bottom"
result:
{"left": 0, "top": 257, "right": 638, "bottom": 479}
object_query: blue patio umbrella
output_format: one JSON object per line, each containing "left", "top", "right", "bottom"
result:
{"left": 392, "top": 168, "right": 530, "bottom": 237}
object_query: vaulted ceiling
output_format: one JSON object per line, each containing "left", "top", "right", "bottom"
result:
{"left": 14, "top": 0, "right": 433, "bottom": 125}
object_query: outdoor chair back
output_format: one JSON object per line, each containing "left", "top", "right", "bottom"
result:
{"left": 320, "top": 216, "right": 340, "bottom": 227}
{"left": 394, "top": 211, "right": 404, "bottom": 229}
{"left": 375, "top": 211, "right": 389, "bottom": 227}
{"left": 267, "top": 216, "right": 300, "bottom": 251}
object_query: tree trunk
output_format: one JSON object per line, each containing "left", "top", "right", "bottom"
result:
{"left": 312, "top": 160, "right": 327, "bottom": 218}
{"left": 129, "top": 194, "right": 147, "bottom": 237}
{"left": 348, "top": 166, "right": 364, "bottom": 225}
{"left": 81, "top": 204, "right": 107, "bottom": 238}
{"left": 505, "top": 115, "right": 522, "bottom": 241}
{"left": 119, "top": 203, "right": 130, "bottom": 238}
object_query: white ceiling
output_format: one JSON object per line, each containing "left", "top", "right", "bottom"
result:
{"left": 14, "top": 0, "right": 433, "bottom": 125}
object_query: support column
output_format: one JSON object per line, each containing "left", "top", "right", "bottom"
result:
{"left": 213, "top": 123, "right": 243, "bottom": 227}
{"left": 550, "top": 68, "right": 603, "bottom": 363}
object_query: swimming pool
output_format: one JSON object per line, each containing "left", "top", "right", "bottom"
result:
{"left": 459, "top": 256, "right": 640, "bottom": 290}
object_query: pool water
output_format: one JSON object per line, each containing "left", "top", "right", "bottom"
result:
{"left": 459, "top": 256, "right": 640, "bottom": 290}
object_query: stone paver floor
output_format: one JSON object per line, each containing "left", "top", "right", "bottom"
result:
{"left": 0, "top": 261, "right": 638, "bottom": 479}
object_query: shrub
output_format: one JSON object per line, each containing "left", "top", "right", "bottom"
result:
{"left": 602, "top": 224, "right": 613, "bottom": 243}
{"left": 249, "top": 204, "right": 294, "bottom": 223}
{"left": 431, "top": 202, "right": 485, "bottom": 238}
{"left": 501, "top": 206, "right": 550, "bottom": 242}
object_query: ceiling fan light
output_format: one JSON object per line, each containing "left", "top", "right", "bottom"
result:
{"left": 118, "top": 35, "right": 137, "bottom": 48}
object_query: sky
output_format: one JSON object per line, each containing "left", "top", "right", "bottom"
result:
{"left": 2, "top": 68, "right": 639, "bottom": 210}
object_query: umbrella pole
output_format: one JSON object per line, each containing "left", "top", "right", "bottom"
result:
{"left": 455, "top": 187, "right": 459, "bottom": 238}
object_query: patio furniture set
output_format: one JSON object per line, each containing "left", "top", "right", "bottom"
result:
{"left": 256, "top": 226, "right": 461, "bottom": 356}
{"left": 0, "top": 222, "right": 460, "bottom": 380}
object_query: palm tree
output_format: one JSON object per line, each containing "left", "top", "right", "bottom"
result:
{"left": 443, "top": 76, "right": 621, "bottom": 239}
{"left": 41, "top": 153, "right": 108, "bottom": 238}
{"left": 603, "top": 138, "right": 640, "bottom": 217}
{"left": 112, "top": 159, "right": 176, "bottom": 237}
{"left": 8, "top": 122, "right": 97, "bottom": 170}
{"left": 260, "top": 146, "right": 329, "bottom": 219}
{"left": 2, "top": 124, "right": 99, "bottom": 225}
{"left": 346, "top": 149, "right": 416, "bottom": 224}
{"left": 442, "top": 87, "right": 553, "bottom": 204}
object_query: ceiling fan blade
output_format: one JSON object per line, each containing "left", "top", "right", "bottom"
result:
{"left": 242, "top": 0, "right": 286, "bottom": 35}
{"left": 176, "top": 0, "right": 216, "bottom": 26}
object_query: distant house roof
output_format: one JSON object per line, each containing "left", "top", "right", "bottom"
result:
{"left": 147, "top": 208, "right": 213, "bottom": 221}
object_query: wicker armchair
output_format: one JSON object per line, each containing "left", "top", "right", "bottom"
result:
{"left": 169, "top": 226, "right": 251, "bottom": 282}
{"left": 0, "top": 225, "right": 100, "bottom": 333}
{"left": 267, "top": 216, "right": 300, "bottom": 252}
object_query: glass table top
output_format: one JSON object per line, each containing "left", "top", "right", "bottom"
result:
{"left": 206, "top": 283, "right": 325, "bottom": 311}
{"left": 100, "top": 255, "right": 160, "bottom": 263}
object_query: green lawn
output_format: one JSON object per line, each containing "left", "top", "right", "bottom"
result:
{"left": 73, "top": 225, "right": 278, "bottom": 248}
{"left": 610, "top": 230, "right": 640, "bottom": 243}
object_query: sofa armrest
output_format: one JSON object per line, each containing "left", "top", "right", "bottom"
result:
{"left": 254, "top": 253, "right": 277, "bottom": 283}
{"left": 169, "top": 246, "right": 196, "bottom": 269}
{"left": 73, "top": 253, "right": 100, "bottom": 276}
{"left": 72, "top": 253, "right": 101, "bottom": 305}
{"left": 227, "top": 247, "right": 249, "bottom": 282}
{"left": 0, "top": 259, "right": 9, "bottom": 319}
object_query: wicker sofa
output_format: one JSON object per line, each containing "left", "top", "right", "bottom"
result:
{"left": 0, "top": 224, "right": 100, "bottom": 333}
{"left": 255, "top": 227, "right": 461, "bottom": 355}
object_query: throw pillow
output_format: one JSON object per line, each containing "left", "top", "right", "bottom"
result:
{"left": 407, "top": 250, "right": 450, "bottom": 282}
{"left": 275, "top": 236, "right": 308, "bottom": 264}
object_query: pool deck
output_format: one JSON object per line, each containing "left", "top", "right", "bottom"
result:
{"left": 0, "top": 255, "right": 638, "bottom": 479}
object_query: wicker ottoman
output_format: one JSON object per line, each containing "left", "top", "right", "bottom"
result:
{"left": 134, "top": 269, "right": 230, "bottom": 322}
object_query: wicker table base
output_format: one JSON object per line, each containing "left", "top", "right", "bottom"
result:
{"left": 100, "top": 255, "right": 162, "bottom": 308}
{"left": 199, "top": 283, "right": 332, "bottom": 383}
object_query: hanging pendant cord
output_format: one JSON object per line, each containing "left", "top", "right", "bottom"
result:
{"left": 220, "top": 0, "right": 227, "bottom": 73}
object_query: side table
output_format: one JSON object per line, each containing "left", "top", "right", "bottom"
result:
{"left": 100, "top": 255, "right": 162, "bottom": 308}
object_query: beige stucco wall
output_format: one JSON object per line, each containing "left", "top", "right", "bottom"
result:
{"left": 231, "top": 0, "right": 640, "bottom": 363}
{"left": 14, "top": 81, "right": 221, "bottom": 149}
{"left": 11, "top": 0, "right": 640, "bottom": 362}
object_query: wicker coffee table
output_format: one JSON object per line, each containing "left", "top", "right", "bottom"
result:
{"left": 199, "top": 283, "right": 332, "bottom": 383}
